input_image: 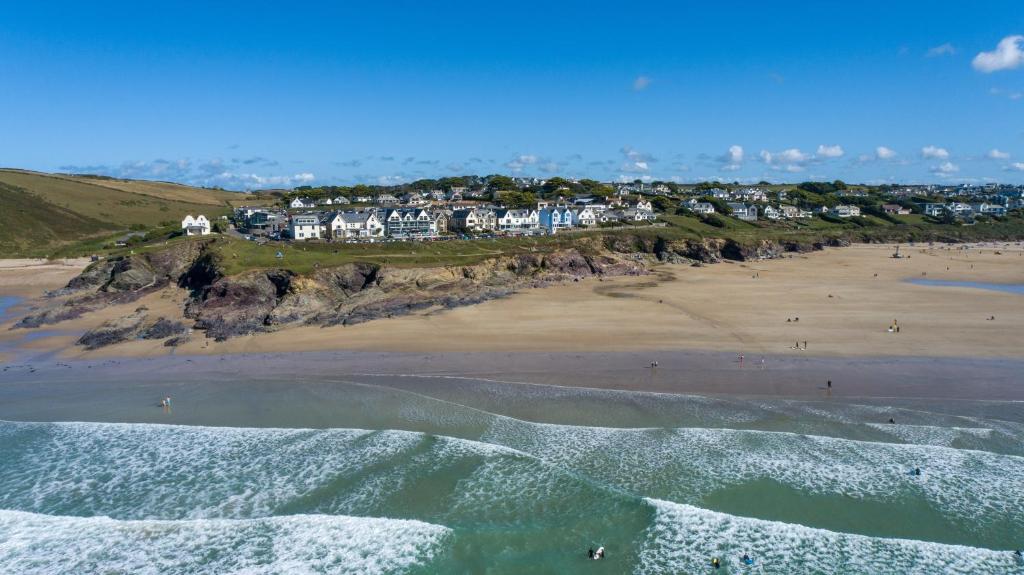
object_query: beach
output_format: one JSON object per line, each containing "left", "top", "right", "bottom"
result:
{"left": 2, "top": 243, "right": 1024, "bottom": 573}
{"left": 2, "top": 243, "right": 1022, "bottom": 361}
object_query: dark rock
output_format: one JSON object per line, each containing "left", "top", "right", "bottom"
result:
{"left": 139, "top": 318, "right": 187, "bottom": 340}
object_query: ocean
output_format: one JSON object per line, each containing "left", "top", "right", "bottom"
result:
{"left": 0, "top": 371, "right": 1022, "bottom": 574}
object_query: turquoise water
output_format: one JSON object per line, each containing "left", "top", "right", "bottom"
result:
{"left": 0, "top": 375, "right": 1022, "bottom": 574}
{"left": 908, "top": 278, "right": 1024, "bottom": 295}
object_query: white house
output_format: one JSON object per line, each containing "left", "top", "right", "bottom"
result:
{"left": 572, "top": 207, "right": 597, "bottom": 227}
{"left": 830, "top": 205, "right": 862, "bottom": 218}
{"left": 333, "top": 196, "right": 351, "bottom": 205}
{"left": 290, "top": 197, "right": 316, "bottom": 209}
{"left": 762, "top": 205, "right": 781, "bottom": 220}
{"left": 325, "top": 211, "right": 384, "bottom": 239}
{"left": 617, "top": 208, "right": 657, "bottom": 222}
{"left": 289, "top": 214, "right": 324, "bottom": 240}
{"left": 381, "top": 208, "right": 439, "bottom": 238}
{"left": 495, "top": 209, "right": 540, "bottom": 232}
{"left": 634, "top": 199, "right": 654, "bottom": 212}
{"left": 181, "top": 214, "right": 211, "bottom": 236}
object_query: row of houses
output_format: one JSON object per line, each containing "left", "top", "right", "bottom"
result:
{"left": 289, "top": 208, "right": 445, "bottom": 240}
{"left": 681, "top": 199, "right": 866, "bottom": 222}
{"left": 921, "top": 202, "right": 1012, "bottom": 218}
{"left": 288, "top": 189, "right": 476, "bottom": 209}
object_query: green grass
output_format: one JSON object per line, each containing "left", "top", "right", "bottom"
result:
{"left": 0, "top": 169, "right": 258, "bottom": 257}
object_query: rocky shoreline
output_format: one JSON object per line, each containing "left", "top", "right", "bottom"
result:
{"left": 10, "top": 234, "right": 851, "bottom": 349}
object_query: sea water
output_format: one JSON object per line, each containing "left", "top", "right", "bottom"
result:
{"left": 0, "top": 374, "right": 1022, "bottom": 574}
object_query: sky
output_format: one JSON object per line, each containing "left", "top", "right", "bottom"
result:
{"left": 1, "top": 1, "right": 1024, "bottom": 190}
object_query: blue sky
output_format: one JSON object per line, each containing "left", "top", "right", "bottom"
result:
{"left": 2, "top": 1, "right": 1023, "bottom": 189}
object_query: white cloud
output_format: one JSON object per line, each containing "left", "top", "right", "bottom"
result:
{"left": 504, "top": 154, "right": 539, "bottom": 172}
{"left": 926, "top": 43, "right": 956, "bottom": 57}
{"left": 760, "top": 148, "right": 810, "bottom": 171}
{"left": 921, "top": 145, "right": 950, "bottom": 159}
{"left": 633, "top": 75, "right": 651, "bottom": 91}
{"left": 375, "top": 175, "right": 407, "bottom": 185}
{"left": 1008, "top": 162, "right": 1024, "bottom": 171}
{"left": 972, "top": 35, "right": 1024, "bottom": 73}
{"left": 717, "top": 145, "right": 744, "bottom": 171}
{"left": 816, "top": 144, "right": 845, "bottom": 158}
{"left": 931, "top": 161, "right": 959, "bottom": 175}
{"left": 876, "top": 146, "right": 897, "bottom": 160}
{"left": 987, "top": 149, "right": 1011, "bottom": 160}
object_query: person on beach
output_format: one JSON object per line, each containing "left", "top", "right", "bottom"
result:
{"left": 827, "top": 380, "right": 832, "bottom": 390}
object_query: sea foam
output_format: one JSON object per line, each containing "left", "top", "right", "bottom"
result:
{"left": 0, "top": 509, "right": 451, "bottom": 575}
{"left": 637, "top": 498, "right": 1022, "bottom": 575}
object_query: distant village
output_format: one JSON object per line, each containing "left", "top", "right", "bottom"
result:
{"left": 179, "top": 176, "right": 1024, "bottom": 242}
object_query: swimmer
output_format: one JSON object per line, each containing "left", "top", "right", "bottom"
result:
{"left": 711, "top": 557, "right": 721, "bottom": 569}
{"left": 742, "top": 553, "right": 754, "bottom": 565}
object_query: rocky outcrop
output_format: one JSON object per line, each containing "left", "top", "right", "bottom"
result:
{"left": 76, "top": 308, "right": 149, "bottom": 350}
{"left": 17, "top": 240, "right": 208, "bottom": 329}
{"left": 76, "top": 309, "right": 189, "bottom": 350}
{"left": 178, "top": 248, "right": 646, "bottom": 340}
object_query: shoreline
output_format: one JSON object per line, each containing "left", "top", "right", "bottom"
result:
{"left": 3, "top": 348, "right": 1024, "bottom": 403}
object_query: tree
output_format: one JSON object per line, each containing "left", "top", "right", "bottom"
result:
{"left": 542, "top": 177, "right": 572, "bottom": 194}
{"left": 651, "top": 196, "right": 674, "bottom": 212}
{"left": 499, "top": 190, "right": 537, "bottom": 209}
{"left": 701, "top": 196, "right": 732, "bottom": 215}
{"left": 487, "top": 175, "right": 516, "bottom": 191}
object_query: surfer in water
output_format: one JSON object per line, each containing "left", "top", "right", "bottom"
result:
{"left": 593, "top": 546, "right": 605, "bottom": 560}
{"left": 742, "top": 553, "right": 754, "bottom": 565}
{"left": 711, "top": 557, "right": 721, "bottom": 569}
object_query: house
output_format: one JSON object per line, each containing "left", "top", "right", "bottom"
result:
{"left": 539, "top": 207, "right": 575, "bottom": 233}
{"left": 971, "top": 203, "right": 1007, "bottom": 216}
{"left": 495, "top": 209, "right": 540, "bottom": 232}
{"left": 616, "top": 208, "right": 657, "bottom": 222}
{"left": 571, "top": 207, "right": 597, "bottom": 227}
{"left": 332, "top": 196, "right": 351, "bottom": 205}
{"left": 882, "top": 204, "right": 911, "bottom": 215}
{"left": 779, "top": 205, "right": 800, "bottom": 219}
{"left": 324, "top": 211, "right": 384, "bottom": 239}
{"left": 289, "top": 214, "right": 324, "bottom": 240}
{"left": 376, "top": 194, "right": 400, "bottom": 206}
{"left": 691, "top": 202, "right": 715, "bottom": 215}
{"left": 353, "top": 195, "right": 373, "bottom": 203}
{"left": 401, "top": 192, "right": 429, "bottom": 206}
{"left": 450, "top": 208, "right": 496, "bottom": 232}
{"left": 181, "top": 214, "right": 211, "bottom": 236}
{"left": 433, "top": 211, "right": 449, "bottom": 234}
{"left": 727, "top": 203, "right": 758, "bottom": 222}
{"left": 922, "top": 203, "right": 947, "bottom": 217}
{"left": 762, "top": 205, "right": 781, "bottom": 220}
{"left": 634, "top": 199, "right": 654, "bottom": 212}
{"left": 830, "top": 205, "right": 862, "bottom": 218}
{"left": 381, "top": 208, "right": 439, "bottom": 238}
{"left": 290, "top": 197, "right": 316, "bottom": 209}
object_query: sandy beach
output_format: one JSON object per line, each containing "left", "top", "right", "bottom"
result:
{"left": 1, "top": 243, "right": 1023, "bottom": 362}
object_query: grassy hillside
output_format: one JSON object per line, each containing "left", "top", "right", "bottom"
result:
{"left": 0, "top": 169, "right": 265, "bottom": 257}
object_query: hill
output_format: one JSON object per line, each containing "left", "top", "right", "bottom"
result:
{"left": 0, "top": 169, "right": 267, "bottom": 257}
